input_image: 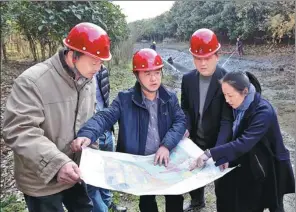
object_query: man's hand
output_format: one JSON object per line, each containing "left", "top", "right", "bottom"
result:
{"left": 154, "top": 146, "right": 170, "bottom": 167}
{"left": 219, "top": 162, "right": 229, "bottom": 172}
{"left": 183, "top": 129, "right": 190, "bottom": 139}
{"left": 57, "top": 161, "right": 81, "bottom": 184}
{"left": 71, "top": 137, "right": 91, "bottom": 152}
{"left": 189, "top": 153, "right": 209, "bottom": 171}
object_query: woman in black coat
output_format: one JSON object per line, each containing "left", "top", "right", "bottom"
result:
{"left": 191, "top": 71, "right": 295, "bottom": 212}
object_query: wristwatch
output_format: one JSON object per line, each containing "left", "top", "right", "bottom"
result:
{"left": 204, "top": 149, "right": 212, "bottom": 158}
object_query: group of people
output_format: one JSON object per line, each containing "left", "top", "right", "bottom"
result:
{"left": 3, "top": 22, "right": 294, "bottom": 212}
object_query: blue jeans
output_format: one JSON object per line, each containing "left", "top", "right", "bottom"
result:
{"left": 87, "top": 131, "right": 114, "bottom": 212}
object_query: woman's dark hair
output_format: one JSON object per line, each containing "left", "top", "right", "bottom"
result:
{"left": 221, "top": 71, "right": 261, "bottom": 94}
{"left": 245, "top": 71, "right": 261, "bottom": 93}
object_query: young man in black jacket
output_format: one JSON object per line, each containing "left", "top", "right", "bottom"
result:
{"left": 181, "top": 28, "right": 233, "bottom": 211}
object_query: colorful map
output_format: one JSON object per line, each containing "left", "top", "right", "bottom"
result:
{"left": 80, "top": 138, "right": 235, "bottom": 195}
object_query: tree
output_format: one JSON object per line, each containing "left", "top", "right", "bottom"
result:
{"left": 4, "top": 1, "right": 129, "bottom": 61}
{"left": 128, "top": 1, "right": 295, "bottom": 44}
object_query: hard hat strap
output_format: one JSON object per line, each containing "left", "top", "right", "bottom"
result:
{"left": 72, "top": 51, "right": 83, "bottom": 81}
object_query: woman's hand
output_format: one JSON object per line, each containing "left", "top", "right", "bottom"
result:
{"left": 219, "top": 162, "right": 229, "bottom": 171}
{"left": 189, "top": 153, "right": 210, "bottom": 171}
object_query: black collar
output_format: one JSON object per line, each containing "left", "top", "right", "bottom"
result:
{"left": 132, "top": 82, "right": 171, "bottom": 106}
{"left": 58, "top": 49, "right": 75, "bottom": 79}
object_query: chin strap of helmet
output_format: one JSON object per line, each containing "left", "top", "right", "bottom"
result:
{"left": 135, "top": 74, "right": 155, "bottom": 93}
{"left": 72, "top": 51, "right": 84, "bottom": 81}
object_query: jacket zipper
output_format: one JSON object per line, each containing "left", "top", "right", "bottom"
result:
{"left": 73, "top": 84, "right": 80, "bottom": 138}
{"left": 254, "top": 154, "right": 266, "bottom": 178}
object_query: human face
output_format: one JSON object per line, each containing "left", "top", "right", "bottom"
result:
{"left": 75, "top": 54, "right": 103, "bottom": 79}
{"left": 137, "top": 69, "right": 162, "bottom": 92}
{"left": 222, "top": 82, "right": 246, "bottom": 109}
{"left": 193, "top": 54, "right": 218, "bottom": 77}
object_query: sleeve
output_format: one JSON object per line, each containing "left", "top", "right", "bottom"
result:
{"left": 77, "top": 95, "right": 121, "bottom": 143}
{"left": 215, "top": 97, "right": 233, "bottom": 146}
{"left": 211, "top": 105, "right": 272, "bottom": 166}
{"left": 2, "top": 77, "right": 72, "bottom": 184}
{"left": 161, "top": 94, "right": 186, "bottom": 150}
{"left": 181, "top": 75, "right": 192, "bottom": 132}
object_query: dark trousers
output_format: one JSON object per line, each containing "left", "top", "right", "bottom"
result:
{"left": 254, "top": 196, "right": 284, "bottom": 212}
{"left": 24, "top": 183, "right": 93, "bottom": 212}
{"left": 139, "top": 195, "right": 184, "bottom": 212}
{"left": 189, "top": 186, "right": 205, "bottom": 203}
{"left": 215, "top": 170, "right": 285, "bottom": 212}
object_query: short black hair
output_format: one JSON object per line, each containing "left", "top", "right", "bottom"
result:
{"left": 65, "top": 47, "right": 84, "bottom": 59}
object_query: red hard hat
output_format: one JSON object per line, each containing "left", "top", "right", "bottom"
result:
{"left": 63, "top": 22, "right": 112, "bottom": 61}
{"left": 132, "top": 48, "right": 163, "bottom": 72}
{"left": 189, "top": 28, "right": 221, "bottom": 58}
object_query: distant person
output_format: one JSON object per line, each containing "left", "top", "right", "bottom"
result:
{"left": 192, "top": 71, "right": 295, "bottom": 212}
{"left": 2, "top": 22, "right": 114, "bottom": 212}
{"left": 150, "top": 41, "right": 156, "bottom": 51}
{"left": 71, "top": 48, "right": 187, "bottom": 212}
{"left": 168, "top": 56, "right": 174, "bottom": 65}
{"left": 236, "top": 36, "right": 244, "bottom": 57}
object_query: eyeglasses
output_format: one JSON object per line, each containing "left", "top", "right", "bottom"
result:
{"left": 143, "top": 71, "right": 162, "bottom": 78}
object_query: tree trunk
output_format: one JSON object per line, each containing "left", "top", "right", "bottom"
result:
{"left": 1, "top": 39, "right": 8, "bottom": 63}
{"left": 2, "top": 42, "right": 8, "bottom": 62}
{"left": 41, "top": 45, "right": 46, "bottom": 61}
{"left": 28, "top": 37, "right": 38, "bottom": 61}
{"left": 48, "top": 42, "right": 53, "bottom": 57}
{"left": 39, "top": 39, "right": 46, "bottom": 61}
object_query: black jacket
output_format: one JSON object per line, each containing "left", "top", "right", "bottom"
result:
{"left": 181, "top": 66, "right": 233, "bottom": 150}
{"left": 95, "top": 65, "right": 110, "bottom": 108}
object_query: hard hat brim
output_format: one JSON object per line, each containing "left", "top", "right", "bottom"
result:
{"left": 133, "top": 64, "right": 164, "bottom": 72}
{"left": 63, "top": 39, "right": 112, "bottom": 61}
{"left": 189, "top": 43, "right": 221, "bottom": 58}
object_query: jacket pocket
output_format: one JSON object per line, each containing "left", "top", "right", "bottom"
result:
{"left": 249, "top": 150, "right": 268, "bottom": 181}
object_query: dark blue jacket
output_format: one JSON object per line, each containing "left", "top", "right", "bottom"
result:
{"left": 181, "top": 66, "right": 233, "bottom": 150}
{"left": 211, "top": 93, "right": 291, "bottom": 164}
{"left": 211, "top": 93, "right": 294, "bottom": 209}
{"left": 77, "top": 82, "right": 186, "bottom": 155}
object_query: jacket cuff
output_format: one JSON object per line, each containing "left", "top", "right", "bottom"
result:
{"left": 161, "top": 141, "right": 175, "bottom": 151}
{"left": 37, "top": 152, "right": 72, "bottom": 184}
{"left": 210, "top": 147, "right": 229, "bottom": 166}
{"left": 77, "top": 132, "right": 97, "bottom": 144}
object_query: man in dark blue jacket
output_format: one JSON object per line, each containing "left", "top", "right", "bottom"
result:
{"left": 181, "top": 28, "right": 233, "bottom": 211}
{"left": 71, "top": 48, "right": 186, "bottom": 212}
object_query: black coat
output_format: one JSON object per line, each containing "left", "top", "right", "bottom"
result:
{"left": 95, "top": 65, "right": 110, "bottom": 108}
{"left": 214, "top": 93, "right": 295, "bottom": 212}
{"left": 181, "top": 66, "right": 233, "bottom": 150}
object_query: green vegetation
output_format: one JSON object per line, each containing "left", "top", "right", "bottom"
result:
{"left": 0, "top": 195, "right": 27, "bottom": 212}
{"left": 129, "top": 1, "right": 295, "bottom": 44}
{"left": 1, "top": 1, "right": 129, "bottom": 62}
